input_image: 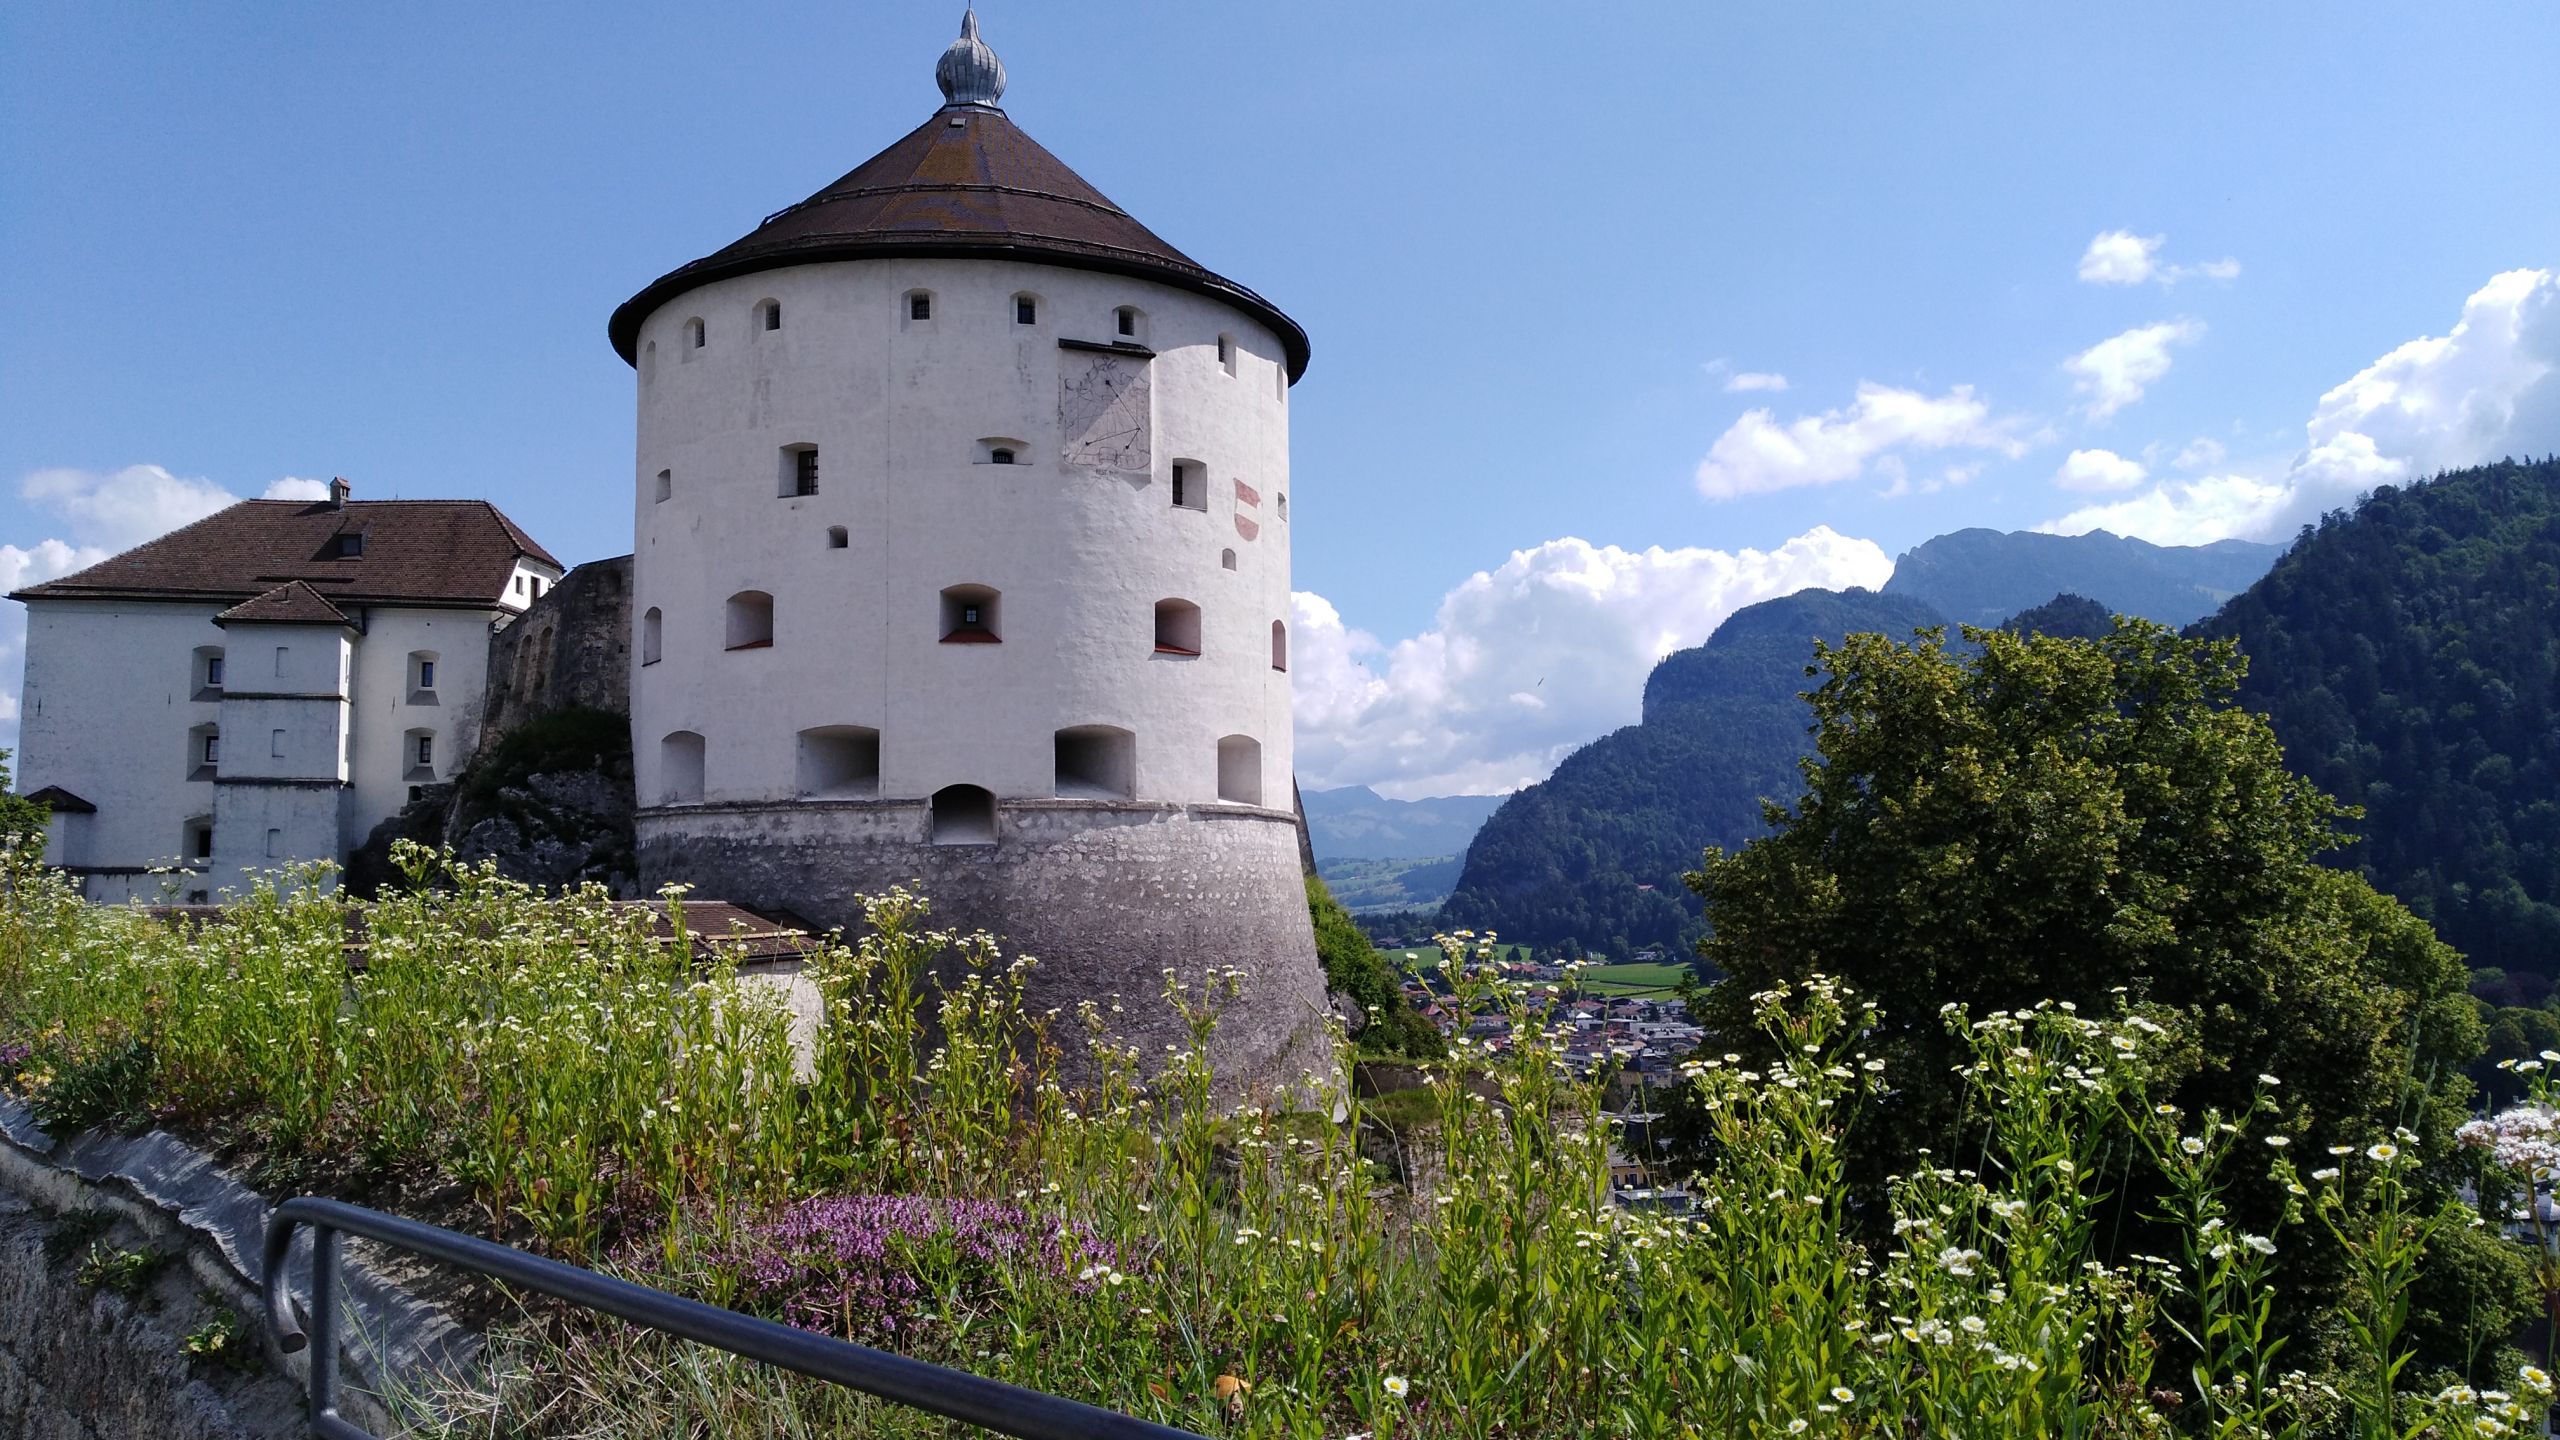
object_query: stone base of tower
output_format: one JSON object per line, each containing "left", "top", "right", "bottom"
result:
{"left": 637, "top": 798, "right": 1338, "bottom": 1103}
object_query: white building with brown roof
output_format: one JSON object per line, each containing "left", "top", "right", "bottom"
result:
{"left": 10, "top": 478, "right": 562, "bottom": 900}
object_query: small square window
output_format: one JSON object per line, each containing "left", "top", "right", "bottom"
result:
{"left": 990, "top": 448, "right": 1015, "bottom": 466}
{"left": 910, "top": 293, "right": 932, "bottom": 322}
{"left": 337, "top": 532, "right": 364, "bottom": 557}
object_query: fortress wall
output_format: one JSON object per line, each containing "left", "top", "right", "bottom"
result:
{"left": 480, "top": 555, "right": 634, "bottom": 745}
{"left": 638, "top": 800, "right": 1335, "bottom": 1098}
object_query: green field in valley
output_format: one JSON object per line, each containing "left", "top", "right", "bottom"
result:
{"left": 1373, "top": 945, "right": 1692, "bottom": 999}
{"left": 1575, "top": 961, "right": 1693, "bottom": 997}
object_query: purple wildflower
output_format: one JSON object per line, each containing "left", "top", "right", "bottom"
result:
{"left": 692, "top": 1195, "right": 1116, "bottom": 1344}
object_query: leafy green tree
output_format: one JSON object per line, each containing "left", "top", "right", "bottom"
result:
{"left": 1307, "top": 875, "right": 1441, "bottom": 1059}
{"left": 1688, "top": 619, "right": 2508, "bottom": 1372}
{"left": 0, "top": 749, "right": 48, "bottom": 864}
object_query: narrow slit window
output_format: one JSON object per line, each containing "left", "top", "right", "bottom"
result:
{"left": 940, "top": 585, "right": 1001, "bottom": 643}
{"left": 1015, "top": 295, "right": 1038, "bottom": 325}
{"left": 1218, "top": 334, "right": 1237, "bottom": 376}
{"left": 1217, "top": 735, "right": 1264, "bottom": 805}
{"left": 641, "top": 607, "right": 663, "bottom": 665}
{"left": 687, "top": 317, "right": 705, "bottom": 349}
{"left": 759, "top": 299, "right": 781, "bottom": 331}
{"left": 1169, "top": 461, "right": 1208, "bottom": 511}
{"left": 659, "top": 732, "right": 705, "bottom": 804}
{"left": 725, "top": 591, "right": 775, "bottom": 650}
{"left": 780, "top": 445, "right": 819, "bottom": 497}
{"left": 930, "top": 784, "right": 997, "bottom": 845}
{"left": 1154, "top": 598, "right": 1202, "bottom": 656}
{"left": 416, "top": 734, "right": 435, "bottom": 767}
{"left": 655, "top": 469, "right": 672, "bottom": 503}
{"left": 1116, "top": 307, "right": 1138, "bottom": 338}
{"left": 1272, "top": 619, "right": 1288, "bottom": 672}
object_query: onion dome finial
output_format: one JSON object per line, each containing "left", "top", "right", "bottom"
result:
{"left": 936, "top": 8, "right": 1007, "bottom": 108}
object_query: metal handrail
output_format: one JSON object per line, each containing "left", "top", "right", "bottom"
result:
{"left": 263, "top": 1196, "right": 1208, "bottom": 1440}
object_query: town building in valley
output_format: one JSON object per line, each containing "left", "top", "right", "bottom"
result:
{"left": 10, "top": 479, "right": 561, "bottom": 900}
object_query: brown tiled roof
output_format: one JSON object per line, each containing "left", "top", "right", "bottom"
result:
{"left": 11, "top": 498, "right": 562, "bottom": 609}
{"left": 609, "top": 105, "right": 1309, "bottom": 382}
{"left": 215, "top": 581, "right": 355, "bottom": 628}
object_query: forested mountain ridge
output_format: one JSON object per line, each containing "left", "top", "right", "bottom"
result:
{"left": 1440, "top": 588, "right": 1945, "bottom": 953}
{"left": 2194, "top": 457, "right": 2560, "bottom": 982}
{"left": 1886, "top": 527, "right": 2280, "bottom": 629}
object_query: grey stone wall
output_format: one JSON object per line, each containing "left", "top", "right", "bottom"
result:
{"left": 639, "top": 800, "right": 1337, "bottom": 1098}
{"left": 0, "top": 1100, "right": 477, "bottom": 1439}
{"left": 480, "top": 554, "right": 633, "bottom": 746}
{"left": 0, "top": 1193, "right": 302, "bottom": 1440}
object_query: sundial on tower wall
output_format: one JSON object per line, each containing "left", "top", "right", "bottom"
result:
{"left": 1059, "top": 351, "right": 1152, "bottom": 472}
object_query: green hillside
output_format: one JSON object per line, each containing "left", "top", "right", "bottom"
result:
{"left": 1439, "top": 588, "right": 1945, "bottom": 951}
{"left": 2195, "top": 457, "right": 2560, "bottom": 985}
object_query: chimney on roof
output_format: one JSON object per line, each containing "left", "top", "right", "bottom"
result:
{"left": 328, "top": 477, "right": 351, "bottom": 510}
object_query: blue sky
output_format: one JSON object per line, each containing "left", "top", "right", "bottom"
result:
{"left": 6, "top": 3, "right": 2557, "bottom": 795}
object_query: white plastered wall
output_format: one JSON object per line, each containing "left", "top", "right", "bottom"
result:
{"left": 628, "top": 258, "right": 1296, "bottom": 810}
{"left": 16, "top": 599, "right": 229, "bottom": 891}
{"left": 340, "top": 606, "right": 497, "bottom": 850}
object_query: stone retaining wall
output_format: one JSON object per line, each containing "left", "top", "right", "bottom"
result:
{"left": 0, "top": 1100, "right": 476, "bottom": 1438}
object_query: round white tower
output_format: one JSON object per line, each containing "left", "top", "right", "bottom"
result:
{"left": 610, "top": 14, "right": 1327, "bottom": 1090}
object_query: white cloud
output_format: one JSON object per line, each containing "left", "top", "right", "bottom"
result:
{"left": 2053, "top": 448, "right": 2149, "bottom": 492}
{"left": 2172, "top": 437, "right": 2226, "bottom": 471}
{"left": 2076, "top": 230, "right": 2240, "bottom": 287}
{"left": 1291, "top": 527, "right": 1894, "bottom": 798}
{"left": 2064, "top": 319, "right": 2204, "bottom": 420}
{"left": 2042, "top": 268, "right": 2560, "bottom": 544}
{"left": 2, "top": 463, "right": 308, "bottom": 754}
{"left": 2042, "top": 473, "right": 2294, "bottom": 547}
{"left": 2078, "top": 231, "right": 2164, "bottom": 285}
{"left": 1723, "top": 371, "right": 1789, "bottom": 393}
{"left": 18, "top": 464, "right": 239, "bottom": 552}
{"left": 1695, "top": 383, "right": 2027, "bottom": 499}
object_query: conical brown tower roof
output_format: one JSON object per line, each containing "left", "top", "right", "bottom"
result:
{"left": 609, "top": 23, "right": 1307, "bottom": 379}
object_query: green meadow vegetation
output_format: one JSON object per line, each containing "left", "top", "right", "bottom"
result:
{"left": 0, "top": 841, "right": 2554, "bottom": 1438}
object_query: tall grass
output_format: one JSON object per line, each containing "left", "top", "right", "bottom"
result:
{"left": 0, "top": 844, "right": 2548, "bottom": 1438}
